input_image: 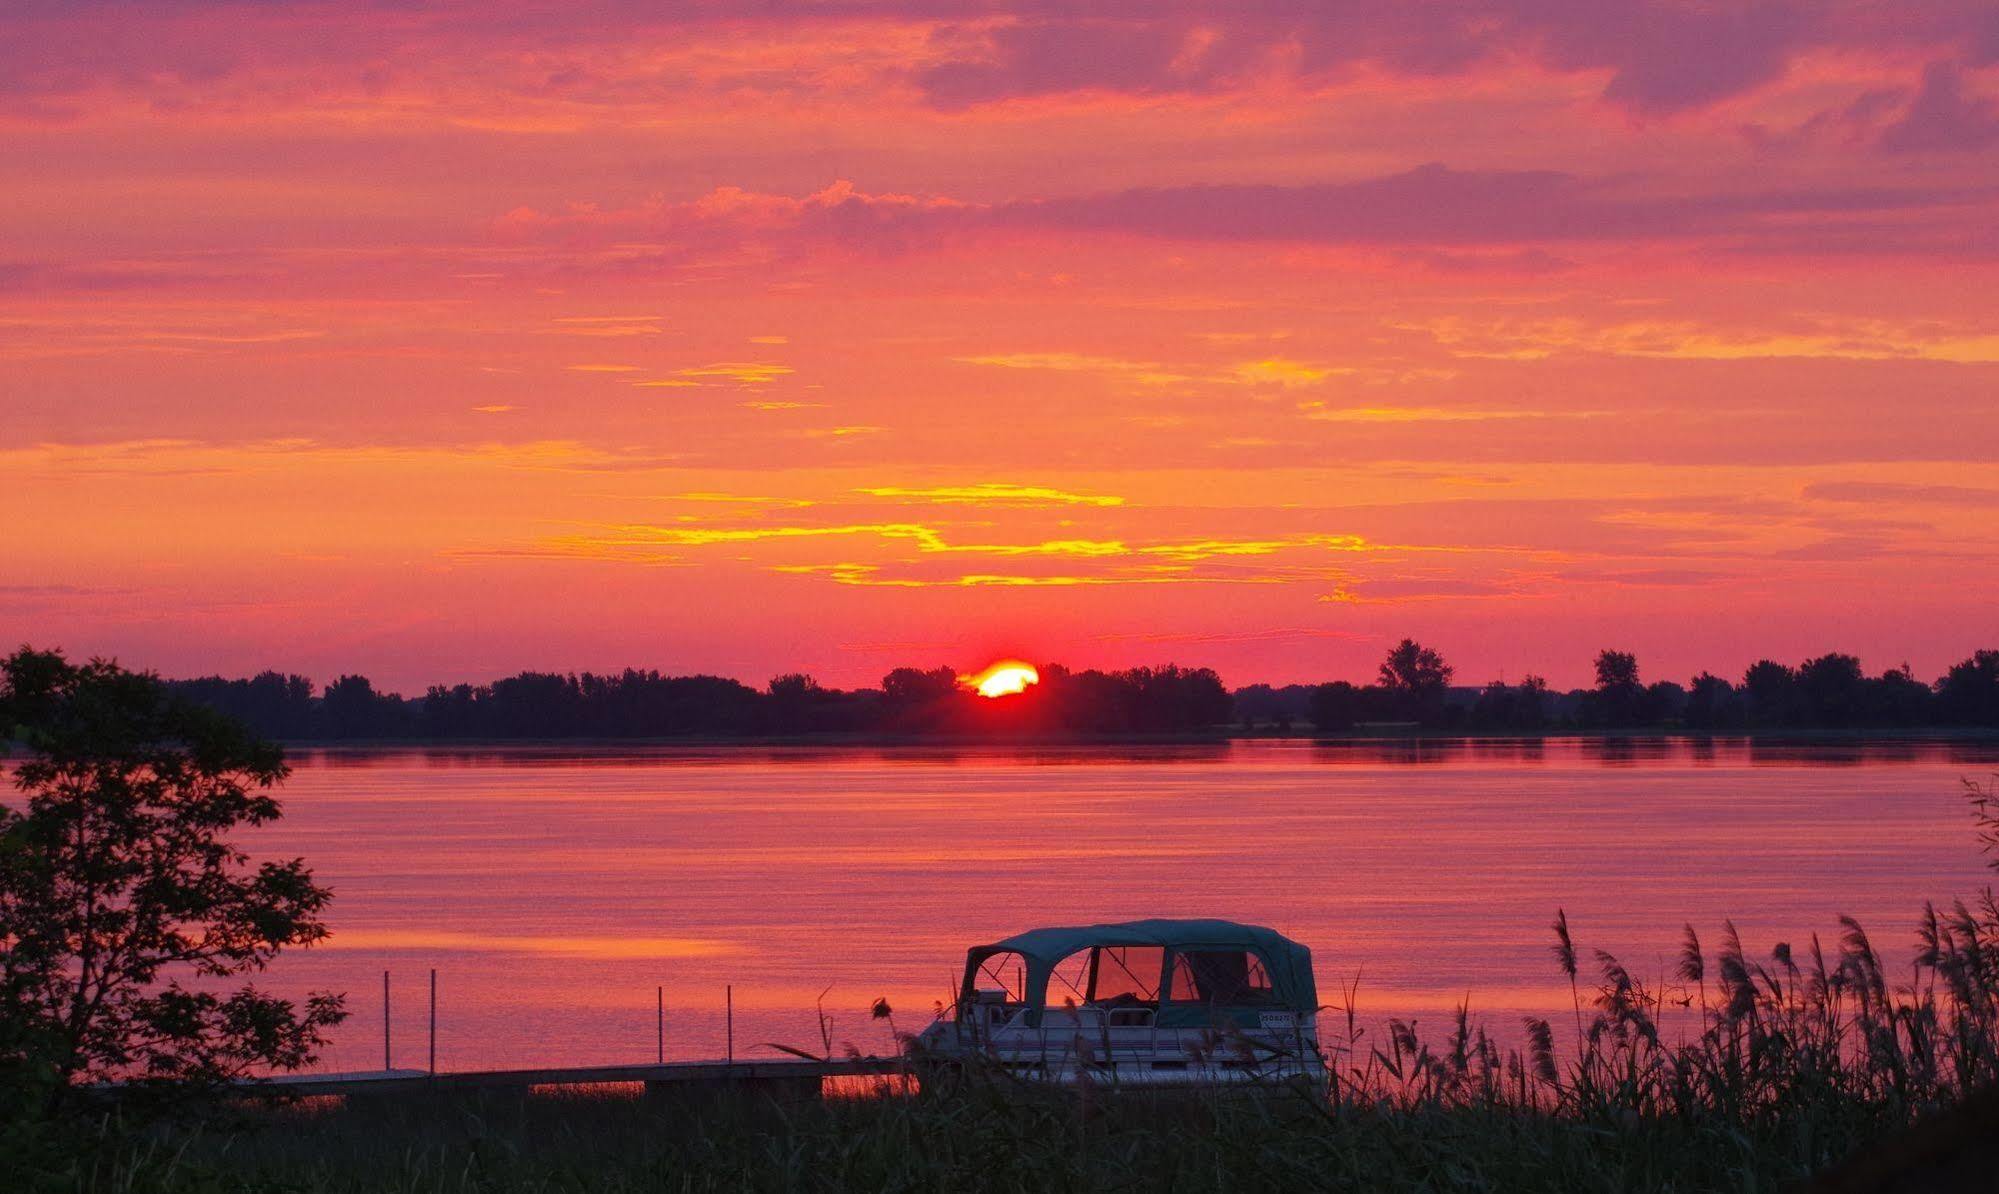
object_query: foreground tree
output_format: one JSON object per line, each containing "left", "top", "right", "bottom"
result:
{"left": 0, "top": 648, "right": 345, "bottom": 1117}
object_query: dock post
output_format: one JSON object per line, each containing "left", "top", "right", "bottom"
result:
{"left": 382, "top": 970, "right": 390, "bottom": 1072}
{"left": 726, "top": 985, "right": 734, "bottom": 1063}
{"left": 428, "top": 969, "right": 437, "bottom": 1075}
{"left": 642, "top": 984, "right": 668, "bottom": 1103}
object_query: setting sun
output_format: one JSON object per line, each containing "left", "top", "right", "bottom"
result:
{"left": 962, "top": 660, "right": 1040, "bottom": 699}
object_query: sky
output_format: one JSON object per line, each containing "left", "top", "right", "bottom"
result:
{"left": 6, "top": 1, "right": 1999, "bottom": 694}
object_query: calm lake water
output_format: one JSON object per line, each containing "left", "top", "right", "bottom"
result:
{"left": 238, "top": 739, "right": 1999, "bottom": 1074}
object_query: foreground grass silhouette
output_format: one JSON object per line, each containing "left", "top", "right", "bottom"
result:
{"left": 86, "top": 781, "right": 1999, "bottom": 1193}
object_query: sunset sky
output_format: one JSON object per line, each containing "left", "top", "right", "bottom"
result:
{"left": 7, "top": 1, "right": 1999, "bottom": 692}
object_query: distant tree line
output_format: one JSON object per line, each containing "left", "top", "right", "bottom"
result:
{"left": 155, "top": 644, "right": 1999, "bottom": 741}
{"left": 1234, "top": 641, "right": 1999, "bottom": 734}
{"left": 162, "top": 663, "right": 1234, "bottom": 740}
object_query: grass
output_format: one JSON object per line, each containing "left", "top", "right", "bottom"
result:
{"left": 65, "top": 779, "right": 1999, "bottom": 1192}
{"left": 90, "top": 1076, "right": 1910, "bottom": 1193}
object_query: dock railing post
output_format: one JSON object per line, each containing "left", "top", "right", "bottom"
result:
{"left": 382, "top": 970, "right": 390, "bottom": 1073}
{"left": 656, "top": 986, "right": 664, "bottom": 1064}
{"left": 726, "top": 985, "right": 734, "bottom": 1063}
{"left": 428, "top": 968, "right": 437, "bottom": 1075}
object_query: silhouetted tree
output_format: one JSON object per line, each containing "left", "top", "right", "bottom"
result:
{"left": 1469, "top": 676, "right": 1548, "bottom": 731}
{"left": 0, "top": 648, "right": 344, "bottom": 1122}
{"left": 1033, "top": 664, "right": 1231, "bottom": 734}
{"left": 1308, "top": 681, "right": 1364, "bottom": 732}
{"left": 1641, "top": 680, "right": 1686, "bottom": 724}
{"left": 1518, "top": 675, "right": 1551, "bottom": 728}
{"left": 879, "top": 666, "right": 962, "bottom": 731}
{"left": 1043, "top": 667, "right": 1125, "bottom": 733}
{"left": 1935, "top": 650, "right": 1999, "bottom": 727}
{"left": 1797, "top": 653, "right": 1865, "bottom": 727}
{"left": 651, "top": 674, "right": 763, "bottom": 735}
{"left": 882, "top": 667, "right": 959, "bottom": 708}
{"left": 579, "top": 670, "right": 654, "bottom": 736}
{"left": 1376, "top": 639, "right": 1453, "bottom": 724}
{"left": 487, "top": 671, "right": 582, "bottom": 737}
{"left": 1742, "top": 660, "right": 1801, "bottom": 728}
{"left": 320, "top": 674, "right": 409, "bottom": 739}
{"left": 422, "top": 682, "right": 488, "bottom": 737}
{"left": 167, "top": 671, "right": 315, "bottom": 739}
{"left": 1862, "top": 664, "right": 1933, "bottom": 727}
{"left": 1233, "top": 684, "right": 1314, "bottom": 728}
{"left": 1595, "top": 651, "right": 1639, "bottom": 691}
{"left": 1588, "top": 650, "right": 1644, "bottom": 726}
{"left": 764, "top": 673, "right": 825, "bottom": 734}
{"left": 1121, "top": 665, "right": 1232, "bottom": 732}
{"left": 1684, "top": 672, "right": 1741, "bottom": 730}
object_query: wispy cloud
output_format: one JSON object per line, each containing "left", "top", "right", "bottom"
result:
{"left": 769, "top": 563, "right": 1280, "bottom": 588}
{"left": 1804, "top": 481, "right": 1999, "bottom": 506}
{"left": 1299, "top": 403, "right": 1607, "bottom": 423}
{"left": 475, "top": 521, "right": 1421, "bottom": 592}
{"left": 959, "top": 351, "right": 1349, "bottom": 390}
{"left": 858, "top": 483, "right": 1124, "bottom": 508}
{"left": 1229, "top": 359, "right": 1346, "bottom": 386}
{"left": 955, "top": 352, "right": 1190, "bottom": 385}
{"left": 628, "top": 360, "right": 797, "bottom": 387}
{"left": 675, "top": 361, "right": 794, "bottom": 384}
{"left": 1404, "top": 315, "right": 1999, "bottom": 363}
{"left": 670, "top": 491, "right": 816, "bottom": 507}
{"left": 1093, "top": 627, "right": 1374, "bottom": 646}
{"left": 547, "top": 324, "right": 663, "bottom": 338}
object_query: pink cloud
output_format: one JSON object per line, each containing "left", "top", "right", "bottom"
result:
{"left": 492, "top": 165, "right": 1999, "bottom": 262}
{"left": 3, "top": 1, "right": 1997, "bottom": 120}
{"left": 1880, "top": 61, "right": 1999, "bottom": 153}
{"left": 900, "top": 2, "right": 1999, "bottom": 115}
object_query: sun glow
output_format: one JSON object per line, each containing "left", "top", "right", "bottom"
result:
{"left": 963, "top": 659, "right": 1040, "bottom": 698}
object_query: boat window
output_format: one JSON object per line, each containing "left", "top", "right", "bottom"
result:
{"left": 1048, "top": 949, "right": 1092, "bottom": 1005}
{"left": 972, "top": 950, "right": 1029, "bottom": 1003}
{"left": 1168, "top": 949, "right": 1279, "bottom": 1006}
{"left": 1089, "top": 946, "right": 1165, "bottom": 1006}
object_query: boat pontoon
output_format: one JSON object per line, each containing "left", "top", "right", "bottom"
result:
{"left": 911, "top": 918, "right": 1324, "bottom": 1089}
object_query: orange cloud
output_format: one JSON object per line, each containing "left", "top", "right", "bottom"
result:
{"left": 858, "top": 483, "right": 1124, "bottom": 507}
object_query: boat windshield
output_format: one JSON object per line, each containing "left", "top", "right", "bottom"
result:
{"left": 1090, "top": 945, "right": 1165, "bottom": 1008}
{"left": 970, "top": 950, "right": 1030, "bottom": 1004}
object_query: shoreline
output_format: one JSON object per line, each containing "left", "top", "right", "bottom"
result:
{"left": 267, "top": 726, "right": 1999, "bottom": 750}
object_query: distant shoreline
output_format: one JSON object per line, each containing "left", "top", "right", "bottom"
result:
{"left": 268, "top": 726, "right": 1999, "bottom": 750}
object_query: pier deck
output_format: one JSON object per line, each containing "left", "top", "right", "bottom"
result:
{"left": 247, "top": 1057, "right": 905, "bottom": 1100}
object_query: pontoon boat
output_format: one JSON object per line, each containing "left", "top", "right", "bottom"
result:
{"left": 911, "top": 918, "right": 1324, "bottom": 1089}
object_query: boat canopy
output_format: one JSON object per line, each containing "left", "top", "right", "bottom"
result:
{"left": 966, "top": 918, "right": 1317, "bottom": 1014}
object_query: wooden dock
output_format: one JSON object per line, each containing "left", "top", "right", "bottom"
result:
{"left": 247, "top": 1056, "right": 906, "bottom": 1102}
